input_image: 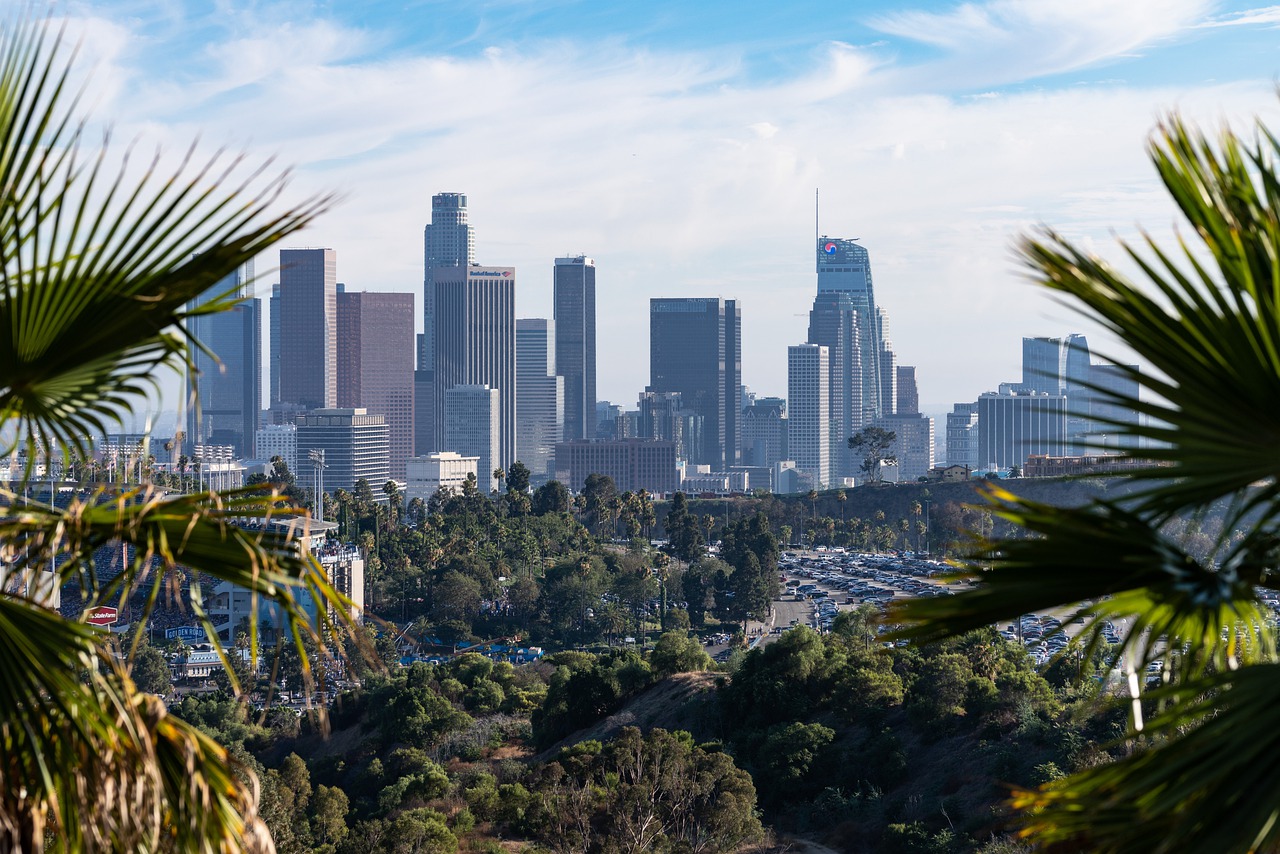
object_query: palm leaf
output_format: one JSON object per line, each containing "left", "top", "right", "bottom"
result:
{"left": 0, "top": 23, "right": 332, "bottom": 479}
{"left": 1014, "top": 663, "right": 1280, "bottom": 853}
{"left": 891, "top": 488, "right": 1275, "bottom": 677}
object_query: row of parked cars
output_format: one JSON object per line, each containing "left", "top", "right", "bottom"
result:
{"left": 780, "top": 551, "right": 956, "bottom": 634}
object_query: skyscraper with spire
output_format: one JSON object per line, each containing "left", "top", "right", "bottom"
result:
{"left": 816, "top": 236, "right": 884, "bottom": 424}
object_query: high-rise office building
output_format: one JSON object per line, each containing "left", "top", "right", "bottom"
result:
{"left": 788, "top": 344, "right": 830, "bottom": 487}
{"left": 1089, "top": 363, "right": 1141, "bottom": 449}
{"left": 295, "top": 407, "right": 390, "bottom": 494}
{"left": 896, "top": 366, "right": 919, "bottom": 416}
{"left": 553, "top": 256, "right": 596, "bottom": 442}
{"left": 433, "top": 266, "right": 516, "bottom": 474}
{"left": 186, "top": 262, "right": 259, "bottom": 458}
{"left": 649, "top": 297, "right": 741, "bottom": 469}
{"left": 637, "top": 390, "right": 702, "bottom": 464}
{"left": 817, "top": 236, "right": 883, "bottom": 423}
{"left": 336, "top": 291, "right": 415, "bottom": 479}
{"left": 946, "top": 403, "right": 979, "bottom": 469}
{"left": 977, "top": 390, "right": 1068, "bottom": 469}
{"left": 807, "top": 290, "right": 860, "bottom": 480}
{"left": 516, "top": 319, "right": 564, "bottom": 480}
{"left": 874, "top": 413, "right": 935, "bottom": 481}
{"left": 421, "top": 193, "right": 475, "bottom": 372}
{"left": 444, "top": 385, "right": 500, "bottom": 493}
{"left": 278, "top": 248, "right": 337, "bottom": 410}
{"left": 1022, "top": 334, "right": 1093, "bottom": 451}
{"left": 741, "top": 397, "right": 788, "bottom": 468}
{"left": 269, "top": 282, "right": 281, "bottom": 406}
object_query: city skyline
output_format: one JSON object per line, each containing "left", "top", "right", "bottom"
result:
{"left": 62, "top": 0, "right": 1280, "bottom": 419}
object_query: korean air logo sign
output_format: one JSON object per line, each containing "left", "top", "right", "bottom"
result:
{"left": 823, "top": 242, "right": 838, "bottom": 255}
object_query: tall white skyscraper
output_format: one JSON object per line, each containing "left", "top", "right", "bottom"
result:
{"left": 788, "top": 344, "right": 830, "bottom": 488}
{"left": 516, "top": 318, "right": 564, "bottom": 481}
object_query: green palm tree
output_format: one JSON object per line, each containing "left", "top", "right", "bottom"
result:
{"left": 0, "top": 22, "right": 353, "bottom": 852}
{"left": 895, "top": 108, "right": 1280, "bottom": 852}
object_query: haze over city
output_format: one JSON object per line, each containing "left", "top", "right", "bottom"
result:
{"left": 59, "top": 0, "right": 1280, "bottom": 412}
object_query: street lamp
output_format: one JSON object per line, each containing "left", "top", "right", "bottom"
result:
{"left": 309, "top": 449, "right": 328, "bottom": 522}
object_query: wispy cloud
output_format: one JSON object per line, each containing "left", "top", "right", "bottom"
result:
{"left": 1198, "top": 5, "right": 1280, "bottom": 27}
{"left": 53, "top": 1, "right": 1280, "bottom": 407}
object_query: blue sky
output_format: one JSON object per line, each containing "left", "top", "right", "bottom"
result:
{"left": 59, "top": 0, "right": 1280, "bottom": 424}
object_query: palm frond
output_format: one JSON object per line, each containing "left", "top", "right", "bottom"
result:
{"left": 890, "top": 488, "right": 1274, "bottom": 676}
{"left": 1014, "top": 663, "right": 1280, "bottom": 853}
{"left": 0, "top": 23, "right": 332, "bottom": 480}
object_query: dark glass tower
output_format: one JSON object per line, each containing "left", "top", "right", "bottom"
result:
{"left": 186, "top": 262, "right": 259, "bottom": 457}
{"left": 553, "top": 256, "right": 596, "bottom": 441}
{"left": 278, "top": 248, "right": 337, "bottom": 410}
{"left": 649, "top": 297, "right": 741, "bottom": 470}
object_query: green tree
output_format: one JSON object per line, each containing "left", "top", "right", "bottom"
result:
{"left": 0, "top": 21, "right": 350, "bottom": 851}
{"left": 897, "top": 109, "right": 1280, "bottom": 852}
{"left": 663, "top": 491, "right": 705, "bottom": 562}
{"left": 848, "top": 426, "right": 897, "bottom": 483}
{"left": 310, "top": 785, "right": 350, "bottom": 849}
{"left": 532, "top": 478, "right": 571, "bottom": 515}
{"left": 650, "top": 631, "right": 713, "bottom": 677}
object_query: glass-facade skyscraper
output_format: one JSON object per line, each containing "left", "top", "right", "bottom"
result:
{"left": 278, "top": 248, "right": 337, "bottom": 411}
{"left": 553, "top": 256, "right": 596, "bottom": 441}
{"left": 649, "top": 297, "right": 741, "bottom": 470}
{"left": 817, "top": 236, "right": 883, "bottom": 423}
{"left": 186, "top": 262, "right": 259, "bottom": 457}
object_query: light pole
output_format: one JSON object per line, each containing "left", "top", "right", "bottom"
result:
{"left": 309, "top": 449, "right": 327, "bottom": 522}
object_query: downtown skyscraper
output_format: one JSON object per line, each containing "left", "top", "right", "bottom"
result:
{"left": 277, "top": 248, "right": 337, "bottom": 411}
{"left": 186, "top": 261, "right": 259, "bottom": 457}
{"left": 433, "top": 266, "right": 516, "bottom": 476}
{"left": 336, "top": 291, "right": 415, "bottom": 479}
{"left": 816, "top": 236, "right": 885, "bottom": 423}
{"left": 553, "top": 256, "right": 596, "bottom": 441}
{"left": 807, "top": 289, "right": 860, "bottom": 480}
{"left": 421, "top": 193, "right": 475, "bottom": 371}
{"left": 517, "top": 318, "right": 564, "bottom": 481}
{"left": 649, "top": 297, "right": 741, "bottom": 470}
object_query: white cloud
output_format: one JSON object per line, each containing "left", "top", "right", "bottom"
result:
{"left": 1199, "top": 5, "right": 1280, "bottom": 27}
{"left": 49, "top": 2, "right": 1280, "bottom": 412}
{"left": 869, "top": 0, "right": 1212, "bottom": 88}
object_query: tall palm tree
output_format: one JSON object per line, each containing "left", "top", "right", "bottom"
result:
{"left": 0, "top": 21, "right": 351, "bottom": 852}
{"left": 895, "top": 109, "right": 1280, "bottom": 852}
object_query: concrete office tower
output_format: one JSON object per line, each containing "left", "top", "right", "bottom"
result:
{"left": 788, "top": 344, "right": 830, "bottom": 488}
{"left": 808, "top": 290, "right": 861, "bottom": 480}
{"left": 553, "top": 256, "right": 596, "bottom": 441}
{"left": 255, "top": 423, "right": 297, "bottom": 472}
{"left": 414, "top": 370, "right": 435, "bottom": 456}
{"left": 186, "top": 262, "right": 259, "bottom": 457}
{"left": 433, "top": 266, "right": 516, "bottom": 475}
{"left": 444, "top": 384, "right": 500, "bottom": 493}
{"left": 278, "top": 248, "right": 337, "bottom": 410}
{"left": 336, "top": 291, "right": 415, "bottom": 479}
{"left": 637, "top": 390, "right": 702, "bottom": 464}
{"left": 874, "top": 413, "right": 935, "bottom": 481}
{"left": 877, "top": 308, "right": 897, "bottom": 416}
{"left": 946, "top": 403, "right": 979, "bottom": 469}
{"left": 421, "top": 193, "right": 475, "bottom": 371}
{"left": 977, "top": 391, "right": 1068, "bottom": 470}
{"left": 741, "top": 397, "right": 788, "bottom": 468}
{"left": 516, "top": 319, "right": 564, "bottom": 480}
{"left": 649, "top": 297, "right": 741, "bottom": 470}
{"left": 817, "top": 237, "right": 883, "bottom": 422}
{"left": 295, "top": 408, "right": 390, "bottom": 495}
{"left": 896, "top": 366, "right": 920, "bottom": 415}
{"left": 405, "top": 452, "right": 480, "bottom": 504}
{"left": 269, "top": 282, "right": 281, "bottom": 405}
